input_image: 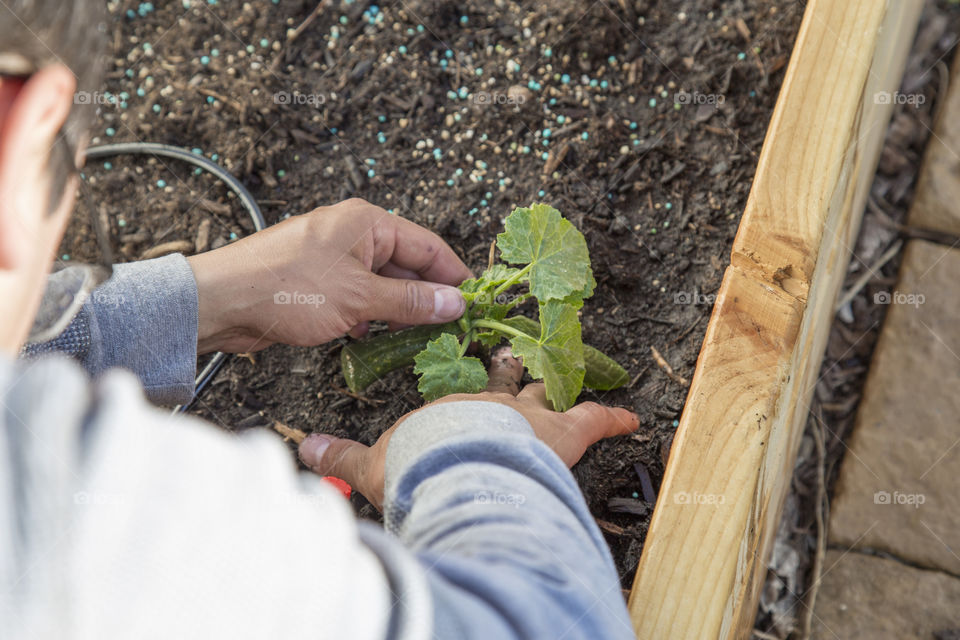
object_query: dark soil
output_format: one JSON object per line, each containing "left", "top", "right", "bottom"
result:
{"left": 63, "top": 0, "right": 805, "bottom": 588}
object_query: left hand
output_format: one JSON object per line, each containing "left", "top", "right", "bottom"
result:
{"left": 187, "top": 198, "right": 473, "bottom": 354}
{"left": 297, "top": 349, "right": 639, "bottom": 510}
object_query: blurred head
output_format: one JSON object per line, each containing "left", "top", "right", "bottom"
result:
{"left": 0, "top": 0, "right": 105, "bottom": 354}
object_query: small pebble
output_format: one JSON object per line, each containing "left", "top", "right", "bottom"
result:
{"left": 156, "top": 179, "right": 166, "bottom": 188}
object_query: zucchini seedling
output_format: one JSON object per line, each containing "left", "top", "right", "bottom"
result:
{"left": 341, "top": 203, "right": 629, "bottom": 411}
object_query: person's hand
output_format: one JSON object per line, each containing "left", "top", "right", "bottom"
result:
{"left": 298, "top": 348, "right": 639, "bottom": 510}
{"left": 187, "top": 198, "right": 473, "bottom": 354}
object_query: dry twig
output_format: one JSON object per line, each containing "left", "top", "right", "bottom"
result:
{"left": 272, "top": 421, "right": 307, "bottom": 445}
{"left": 650, "top": 346, "right": 689, "bottom": 387}
{"left": 800, "top": 406, "right": 829, "bottom": 639}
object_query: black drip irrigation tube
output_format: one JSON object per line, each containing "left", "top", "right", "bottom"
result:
{"left": 85, "top": 142, "right": 267, "bottom": 414}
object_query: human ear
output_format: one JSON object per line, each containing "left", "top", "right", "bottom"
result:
{"left": 0, "top": 65, "right": 76, "bottom": 270}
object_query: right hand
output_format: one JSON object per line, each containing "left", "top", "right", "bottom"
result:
{"left": 299, "top": 348, "right": 640, "bottom": 510}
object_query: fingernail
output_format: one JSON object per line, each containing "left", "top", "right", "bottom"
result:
{"left": 299, "top": 434, "right": 334, "bottom": 468}
{"left": 432, "top": 285, "right": 466, "bottom": 320}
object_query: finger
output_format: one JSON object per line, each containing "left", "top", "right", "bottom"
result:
{"left": 564, "top": 402, "right": 640, "bottom": 440}
{"left": 363, "top": 273, "right": 465, "bottom": 325}
{"left": 299, "top": 434, "right": 372, "bottom": 496}
{"left": 374, "top": 214, "right": 473, "bottom": 285}
{"left": 517, "top": 382, "right": 550, "bottom": 408}
{"left": 378, "top": 261, "right": 422, "bottom": 282}
{"left": 486, "top": 346, "right": 523, "bottom": 396}
{"left": 348, "top": 321, "right": 370, "bottom": 339}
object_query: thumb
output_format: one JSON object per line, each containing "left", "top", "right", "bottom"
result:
{"left": 364, "top": 274, "right": 466, "bottom": 325}
{"left": 299, "top": 433, "right": 370, "bottom": 490}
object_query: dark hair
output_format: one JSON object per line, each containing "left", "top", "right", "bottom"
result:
{"left": 0, "top": 0, "right": 106, "bottom": 211}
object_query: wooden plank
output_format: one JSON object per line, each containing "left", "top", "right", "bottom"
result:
{"left": 627, "top": 1, "right": 923, "bottom": 638}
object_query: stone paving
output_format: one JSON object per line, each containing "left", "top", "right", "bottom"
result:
{"left": 813, "top": 60, "right": 960, "bottom": 640}
{"left": 812, "top": 550, "right": 960, "bottom": 639}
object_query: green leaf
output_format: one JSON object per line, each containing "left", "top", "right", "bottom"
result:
{"left": 496, "top": 203, "right": 594, "bottom": 302}
{"left": 413, "top": 334, "right": 488, "bottom": 401}
{"left": 509, "top": 300, "right": 585, "bottom": 411}
{"left": 474, "top": 331, "right": 504, "bottom": 349}
{"left": 459, "top": 264, "right": 522, "bottom": 302}
{"left": 562, "top": 270, "right": 597, "bottom": 309}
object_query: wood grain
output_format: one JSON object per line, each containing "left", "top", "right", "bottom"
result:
{"left": 627, "top": 1, "right": 923, "bottom": 638}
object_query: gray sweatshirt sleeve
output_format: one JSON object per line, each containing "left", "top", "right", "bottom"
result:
{"left": 377, "top": 401, "right": 635, "bottom": 640}
{"left": 20, "top": 254, "right": 199, "bottom": 405}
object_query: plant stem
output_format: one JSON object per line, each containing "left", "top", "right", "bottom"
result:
{"left": 492, "top": 264, "right": 532, "bottom": 299}
{"left": 472, "top": 318, "right": 529, "bottom": 340}
{"left": 458, "top": 330, "right": 473, "bottom": 357}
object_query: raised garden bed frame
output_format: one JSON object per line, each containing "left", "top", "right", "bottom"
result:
{"left": 626, "top": 1, "right": 924, "bottom": 637}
